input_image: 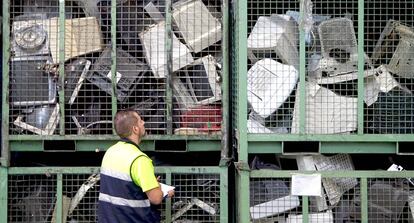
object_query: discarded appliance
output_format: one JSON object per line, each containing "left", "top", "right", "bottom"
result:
{"left": 366, "top": 89, "right": 414, "bottom": 134}
{"left": 140, "top": 22, "right": 194, "bottom": 78}
{"left": 317, "top": 18, "right": 359, "bottom": 77}
{"left": 11, "top": 14, "right": 50, "bottom": 60}
{"left": 10, "top": 57, "right": 57, "bottom": 106}
{"left": 47, "top": 16, "right": 104, "bottom": 63}
{"left": 291, "top": 82, "right": 357, "bottom": 134}
{"left": 172, "top": 0, "right": 222, "bottom": 53}
{"left": 144, "top": 1, "right": 164, "bottom": 23}
{"left": 71, "top": 102, "right": 110, "bottom": 135}
{"left": 68, "top": 173, "right": 100, "bottom": 217}
{"left": 172, "top": 198, "right": 218, "bottom": 221}
{"left": 65, "top": 59, "right": 91, "bottom": 105}
{"left": 247, "top": 59, "right": 298, "bottom": 118}
{"left": 179, "top": 105, "right": 222, "bottom": 133}
{"left": 173, "top": 55, "right": 221, "bottom": 109}
{"left": 13, "top": 104, "right": 60, "bottom": 135}
{"left": 247, "top": 15, "right": 298, "bottom": 67}
{"left": 286, "top": 210, "right": 333, "bottom": 223}
{"left": 127, "top": 92, "right": 169, "bottom": 135}
{"left": 372, "top": 20, "right": 414, "bottom": 78}
{"left": 351, "top": 182, "right": 409, "bottom": 222}
{"left": 250, "top": 180, "right": 300, "bottom": 219}
{"left": 312, "top": 154, "right": 358, "bottom": 206}
{"left": 247, "top": 118, "right": 274, "bottom": 133}
{"left": 87, "top": 48, "right": 149, "bottom": 103}
{"left": 296, "top": 156, "right": 329, "bottom": 212}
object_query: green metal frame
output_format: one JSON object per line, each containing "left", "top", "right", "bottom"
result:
{"left": 232, "top": 0, "right": 414, "bottom": 156}
{"left": 1, "top": 0, "right": 229, "bottom": 156}
{"left": 2, "top": 166, "right": 228, "bottom": 223}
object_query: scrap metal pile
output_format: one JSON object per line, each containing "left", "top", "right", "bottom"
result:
{"left": 9, "top": 0, "right": 223, "bottom": 136}
{"left": 246, "top": 4, "right": 414, "bottom": 135}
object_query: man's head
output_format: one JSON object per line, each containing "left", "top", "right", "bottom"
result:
{"left": 114, "top": 110, "right": 146, "bottom": 143}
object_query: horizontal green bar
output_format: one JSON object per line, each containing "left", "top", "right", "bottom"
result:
{"left": 10, "top": 141, "right": 43, "bottom": 151}
{"left": 247, "top": 134, "right": 414, "bottom": 142}
{"left": 248, "top": 141, "right": 282, "bottom": 153}
{"left": 11, "top": 140, "right": 221, "bottom": 152}
{"left": 247, "top": 141, "right": 397, "bottom": 154}
{"left": 321, "top": 142, "right": 396, "bottom": 154}
{"left": 8, "top": 166, "right": 223, "bottom": 175}
{"left": 10, "top": 134, "right": 221, "bottom": 141}
{"left": 250, "top": 170, "right": 414, "bottom": 178}
{"left": 9, "top": 167, "right": 100, "bottom": 174}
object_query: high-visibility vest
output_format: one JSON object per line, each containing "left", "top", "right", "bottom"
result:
{"left": 98, "top": 141, "right": 160, "bottom": 223}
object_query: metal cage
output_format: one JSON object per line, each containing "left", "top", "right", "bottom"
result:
{"left": 2, "top": 0, "right": 229, "bottom": 156}
{"left": 2, "top": 166, "right": 228, "bottom": 223}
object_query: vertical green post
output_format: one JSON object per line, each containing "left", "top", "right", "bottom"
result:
{"left": 236, "top": 0, "right": 249, "bottom": 220}
{"left": 165, "top": 171, "right": 172, "bottom": 222}
{"left": 220, "top": 166, "right": 229, "bottom": 222}
{"left": 360, "top": 177, "right": 368, "bottom": 223}
{"left": 1, "top": 0, "right": 10, "bottom": 167}
{"left": 357, "top": 0, "right": 365, "bottom": 135}
{"left": 220, "top": 0, "right": 230, "bottom": 159}
{"left": 0, "top": 167, "right": 8, "bottom": 222}
{"left": 298, "top": 0, "right": 306, "bottom": 134}
{"left": 165, "top": 0, "right": 173, "bottom": 135}
{"left": 58, "top": 0, "right": 65, "bottom": 135}
{"left": 302, "top": 196, "right": 309, "bottom": 223}
{"left": 110, "top": 0, "right": 118, "bottom": 133}
{"left": 56, "top": 173, "right": 63, "bottom": 223}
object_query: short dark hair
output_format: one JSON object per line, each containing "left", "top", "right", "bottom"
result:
{"left": 114, "top": 110, "right": 139, "bottom": 138}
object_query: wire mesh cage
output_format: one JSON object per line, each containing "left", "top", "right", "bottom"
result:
{"left": 243, "top": 0, "right": 414, "bottom": 135}
{"left": 7, "top": 0, "right": 225, "bottom": 137}
{"left": 249, "top": 175, "right": 414, "bottom": 223}
{"left": 6, "top": 167, "right": 225, "bottom": 223}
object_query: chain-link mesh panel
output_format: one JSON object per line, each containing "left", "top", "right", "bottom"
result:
{"left": 8, "top": 0, "right": 224, "bottom": 136}
{"left": 246, "top": 0, "right": 299, "bottom": 134}
{"left": 8, "top": 174, "right": 57, "bottom": 223}
{"left": 364, "top": 1, "right": 414, "bottom": 134}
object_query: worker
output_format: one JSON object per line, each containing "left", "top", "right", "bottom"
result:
{"left": 98, "top": 109, "right": 174, "bottom": 223}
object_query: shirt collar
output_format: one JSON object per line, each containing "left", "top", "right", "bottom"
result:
{"left": 120, "top": 138, "right": 141, "bottom": 149}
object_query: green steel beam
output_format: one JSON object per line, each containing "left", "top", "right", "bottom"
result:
{"left": 110, "top": 0, "right": 118, "bottom": 133}
{"left": 221, "top": 0, "right": 230, "bottom": 159}
{"left": 235, "top": 0, "right": 249, "bottom": 221}
{"left": 247, "top": 134, "right": 414, "bottom": 142}
{"left": 302, "top": 196, "right": 309, "bottom": 223}
{"left": 58, "top": 0, "right": 65, "bottom": 135}
{"left": 247, "top": 141, "right": 397, "bottom": 154}
{"left": 220, "top": 165, "right": 229, "bottom": 223}
{"left": 7, "top": 166, "right": 222, "bottom": 175}
{"left": 165, "top": 0, "right": 173, "bottom": 135}
{"left": 360, "top": 177, "right": 368, "bottom": 223}
{"left": 0, "top": 167, "right": 8, "bottom": 223}
{"left": 250, "top": 170, "right": 414, "bottom": 178}
{"left": 236, "top": 171, "right": 250, "bottom": 223}
{"left": 10, "top": 139, "right": 221, "bottom": 152}
{"left": 357, "top": 0, "right": 365, "bottom": 135}
{"left": 298, "top": 0, "right": 306, "bottom": 134}
{"left": 165, "top": 172, "right": 172, "bottom": 222}
{"left": 9, "top": 134, "right": 220, "bottom": 140}
{"left": 56, "top": 173, "right": 63, "bottom": 223}
{"left": 2, "top": 0, "right": 10, "bottom": 167}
